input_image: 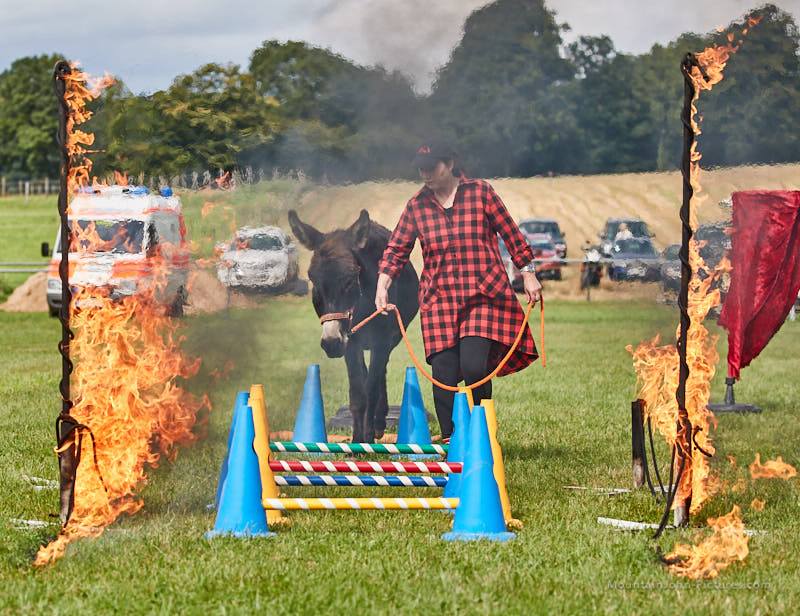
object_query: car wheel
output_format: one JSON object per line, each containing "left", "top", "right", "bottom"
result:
{"left": 554, "top": 270, "right": 562, "bottom": 281}
{"left": 49, "top": 305, "right": 59, "bottom": 318}
{"left": 291, "top": 279, "right": 309, "bottom": 296}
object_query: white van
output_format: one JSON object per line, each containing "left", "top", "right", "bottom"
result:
{"left": 45, "top": 185, "right": 190, "bottom": 316}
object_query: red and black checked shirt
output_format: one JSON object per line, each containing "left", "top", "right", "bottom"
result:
{"left": 378, "top": 177, "right": 538, "bottom": 376}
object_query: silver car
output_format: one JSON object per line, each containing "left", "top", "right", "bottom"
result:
{"left": 216, "top": 226, "right": 299, "bottom": 291}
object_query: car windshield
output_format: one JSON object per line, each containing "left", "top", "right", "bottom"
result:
{"left": 663, "top": 245, "right": 680, "bottom": 260}
{"left": 243, "top": 234, "right": 284, "bottom": 251}
{"left": 520, "top": 221, "right": 561, "bottom": 237}
{"left": 530, "top": 239, "right": 554, "bottom": 251}
{"left": 614, "top": 239, "right": 656, "bottom": 256}
{"left": 608, "top": 220, "right": 650, "bottom": 238}
{"left": 66, "top": 219, "right": 145, "bottom": 254}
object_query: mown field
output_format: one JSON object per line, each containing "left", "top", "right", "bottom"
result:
{"left": 0, "top": 297, "right": 798, "bottom": 614}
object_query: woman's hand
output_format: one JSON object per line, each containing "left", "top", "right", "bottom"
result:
{"left": 375, "top": 273, "right": 392, "bottom": 313}
{"left": 522, "top": 271, "right": 542, "bottom": 304}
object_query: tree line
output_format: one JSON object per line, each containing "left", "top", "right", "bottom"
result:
{"left": 1, "top": 1, "right": 798, "bottom": 184}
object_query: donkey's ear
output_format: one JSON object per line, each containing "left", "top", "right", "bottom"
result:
{"left": 288, "top": 210, "right": 324, "bottom": 251}
{"left": 348, "top": 209, "right": 371, "bottom": 250}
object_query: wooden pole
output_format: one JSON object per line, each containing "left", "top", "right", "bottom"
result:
{"left": 631, "top": 400, "right": 646, "bottom": 489}
{"left": 674, "top": 53, "right": 703, "bottom": 528}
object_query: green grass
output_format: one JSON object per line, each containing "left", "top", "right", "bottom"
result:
{"left": 0, "top": 195, "right": 58, "bottom": 301}
{"left": 179, "top": 180, "right": 313, "bottom": 258}
{"left": 1, "top": 299, "right": 798, "bottom": 614}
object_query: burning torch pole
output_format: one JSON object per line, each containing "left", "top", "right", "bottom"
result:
{"left": 674, "top": 53, "right": 707, "bottom": 527}
{"left": 53, "top": 61, "right": 79, "bottom": 525}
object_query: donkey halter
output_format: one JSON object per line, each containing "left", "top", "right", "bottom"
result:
{"left": 317, "top": 263, "right": 362, "bottom": 330}
{"left": 319, "top": 310, "right": 353, "bottom": 325}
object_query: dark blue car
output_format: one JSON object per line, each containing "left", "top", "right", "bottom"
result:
{"left": 608, "top": 238, "right": 661, "bottom": 282}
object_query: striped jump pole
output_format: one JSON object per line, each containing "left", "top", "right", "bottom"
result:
{"left": 274, "top": 475, "right": 447, "bottom": 488}
{"left": 270, "top": 442, "right": 448, "bottom": 455}
{"left": 263, "top": 497, "right": 459, "bottom": 511}
{"left": 269, "top": 460, "right": 461, "bottom": 474}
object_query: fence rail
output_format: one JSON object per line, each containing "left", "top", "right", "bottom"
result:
{"left": 0, "top": 167, "right": 291, "bottom": 199}
{"left": 0, "top": 178, "right": 59, "bottom": 198}
{"left": 0, "top": 262, "right": 48, "bottom": 274}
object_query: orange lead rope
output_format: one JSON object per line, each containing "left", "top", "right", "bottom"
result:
{"left": 351, "top": 297, "right": 545, "bottom": 392}
{"left": 539, "top": 296, "right": 546, "bottom": 367}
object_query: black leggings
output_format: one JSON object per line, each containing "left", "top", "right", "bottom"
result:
{"left": 429, "top": 336, "right": 493, "bottom": 438}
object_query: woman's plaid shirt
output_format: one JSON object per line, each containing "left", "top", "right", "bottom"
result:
{"left": 379, "top": 177, "right": 538, "bottom": 375}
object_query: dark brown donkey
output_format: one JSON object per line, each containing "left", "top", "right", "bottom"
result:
{"left": 288, "top": 209, "right": 419, "bottom": 442}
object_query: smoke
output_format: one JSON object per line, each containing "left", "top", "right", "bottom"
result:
{"left": 308, "top": 0, "right": 493, "bottom": 93}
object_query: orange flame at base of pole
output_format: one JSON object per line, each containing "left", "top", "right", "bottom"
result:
{"left": 664, "top": 506, "right": 750, "bottom": 579}
{"left": 34, "top": 266, "right": 209, "bottom": 567}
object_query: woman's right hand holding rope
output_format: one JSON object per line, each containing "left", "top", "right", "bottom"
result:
{"left": 522, "top": 271, "right": 542, "bottom": 304}
{"left": 375, "top": 272, "right": 392, "bottom": 313}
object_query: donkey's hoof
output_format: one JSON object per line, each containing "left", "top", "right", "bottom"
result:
{"left": 374, "top": 431, "right": 385, "bottom": 441}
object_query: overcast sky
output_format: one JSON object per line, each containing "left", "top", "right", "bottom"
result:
{"left": 1, "top": 0, "right": 797, "bottom": 94}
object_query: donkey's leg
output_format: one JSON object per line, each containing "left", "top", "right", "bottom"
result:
{"left": 345, "top": 342, "right": 368, "bottom": 443}
{"left": 366, "top": 344, "right": 391, "bottom": 441}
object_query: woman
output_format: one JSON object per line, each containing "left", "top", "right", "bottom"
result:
{"left": 376, "top": 143, "right": 542, "bottom": 440}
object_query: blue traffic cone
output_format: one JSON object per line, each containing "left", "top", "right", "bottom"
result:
{"left": 443, "top": 392, "right": 471, "bottom": 501}
{"left": 215, "top": 391, "right": 249, "bottom": 509}
{"left": 292, "top": 364, "right": 327, "bottom": 443}
{"left": 396, "top": 367, "right": 435, "bottom": 459}
{"left": 443, "top": 405, "right": 516, "bottom": 542}
{"left": 207, "top": 400, "right": 274, "bottom": 538}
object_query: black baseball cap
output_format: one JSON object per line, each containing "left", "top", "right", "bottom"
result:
{"left": 412, "top": 142, "right": 457, "bottom": 170}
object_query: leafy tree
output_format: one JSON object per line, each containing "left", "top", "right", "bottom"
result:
{"left": 567, "top": 35, "right": 617, "bottom": 78}
{"left": 699, "top": 4, "right": 800, "bottom": 167}
{"left": 0, "top": 54, "right": 65, "bottom": 179}
{"left": 94, "top": 63, "right": 281, "bottom": 177}
{"left": 249, "top": 41, "right": 356, "bottom": 122}
{"left": 430, "top": 0, "right": 574, "bottom": 177}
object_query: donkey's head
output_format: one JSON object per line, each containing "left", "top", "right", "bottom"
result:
{"left": 288, "top": 209, "right": 372, "bottom": 358}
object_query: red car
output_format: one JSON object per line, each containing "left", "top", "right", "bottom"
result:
{"left": 499, "top": 233, "right": 563, "bottom": 291}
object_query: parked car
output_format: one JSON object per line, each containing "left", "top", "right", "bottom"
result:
{"left": 216, "top": 226, "right": 301, "bottom": 293}
{"left": 527, "top": 234, "right": 563, "bottom": 280}
{"left": 599, "top": 218, "right": 653, "bottom": 256}
{"left": 660, "top": 244, "right": 681, "bottom": 292}
{"left": 44, "top": 185, "right": 190, "bottom": 317}
{"left": 519, "top": 218, "right": 567, "bottom": 258}
{"left": 499, "top": 234, "right": 562, "bottom": 291}
{"left": 608, "top": 237, "right": 661, "bottom": 282}
{"left": 660, "top": 222, "right": 732, "bottom": 293}
{"left": 695, "top": 221, "right": 731, "bottom": 269}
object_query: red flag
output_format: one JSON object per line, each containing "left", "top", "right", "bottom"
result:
{"left": 719, "top": 191, "right": 800, "bottom": 379}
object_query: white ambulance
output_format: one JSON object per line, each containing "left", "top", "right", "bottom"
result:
{"left": 44, "top": 185, "right": 190, "bottom": 316}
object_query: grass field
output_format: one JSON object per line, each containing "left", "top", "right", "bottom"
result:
{"left": 1, "top": 298, "right": 798, "bottom": 614}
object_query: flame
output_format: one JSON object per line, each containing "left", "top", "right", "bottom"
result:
{"left": 749, "top": 453, "right": 797, "bottom": 480}
{"left": 665, "top": 506, "right": 749, "bottom": 579}
{"left": 214, "top": 171, "right": 231, "bottom": 189}
{"left": 35, "top": 66, "right": 209, "bottom": 566}
{"left": 61, "top": 64, "right": 114, "bottom": 196}
{"left": 627, "top": 16, "right": 760, "bottom": 517}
